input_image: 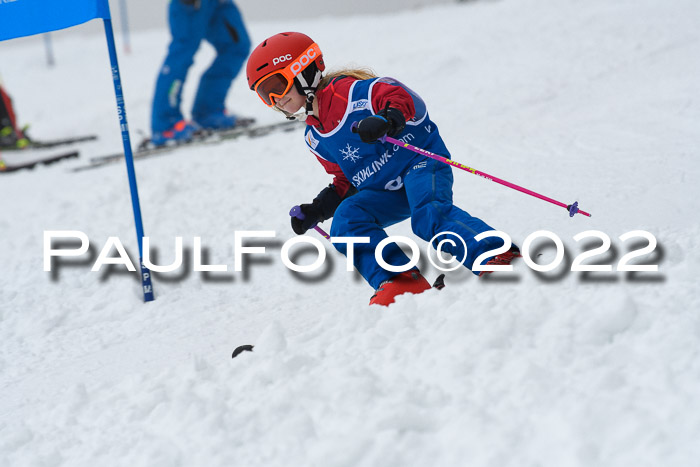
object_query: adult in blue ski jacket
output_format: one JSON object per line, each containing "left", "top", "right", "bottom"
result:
{"left": 246, "top": 32, "right": 520, "bottom": 306}
{"left": 151, "top": 0, "right": 251, "bottom": 146}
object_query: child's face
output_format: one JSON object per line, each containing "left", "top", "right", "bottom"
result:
{"left": 274, "top": 86, "right": 306, "bottom": 115}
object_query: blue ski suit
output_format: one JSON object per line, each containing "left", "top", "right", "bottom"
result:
{"left": 305, "top": 77, "right": 506, "bottom": 289}
{"left": 151, "top": 0, "right": 250, "bottom": 133}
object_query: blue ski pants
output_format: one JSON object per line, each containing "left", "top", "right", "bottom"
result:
{"left": 151, "top": 0, "right": 250, "bottom": 133}
{"left": 330, "top": 158, "right": 506, "bottom": 289}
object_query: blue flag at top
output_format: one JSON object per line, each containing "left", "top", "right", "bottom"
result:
{"left": 0, "top": 0, "right": 110, "bottom": 41}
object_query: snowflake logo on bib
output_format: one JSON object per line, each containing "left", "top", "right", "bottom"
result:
{"left": 340, "top": 143, "right": 362, "bottom": 163}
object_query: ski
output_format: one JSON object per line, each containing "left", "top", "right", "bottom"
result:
{"left": 72, "top": 120, "right": 303, "bottom": 172}
{"left": 0, "top": 150, "right": 79, "bottom": 173}
{"left": 1, "top": 134, "right": 97, "bottom": 151}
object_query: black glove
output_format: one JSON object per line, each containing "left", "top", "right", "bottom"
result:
{"left": 291, "top": 185, "right": 344, "bottom": 235}
{"left": 352, "top": 105, "right": 406, "bottom": 143}
{"left": 291, "top": 203, "right": 323, "bottom": 235}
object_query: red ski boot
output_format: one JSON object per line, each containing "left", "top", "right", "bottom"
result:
{"left": 369, "top": 270, "right": 432, "bottom": 307}
{"left": 478, "top": 246, "right": 522, "bottom": 277}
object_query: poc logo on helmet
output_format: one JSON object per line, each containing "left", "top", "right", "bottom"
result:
{"left": 273, "top": 54, "right": 293, "bottom": 66}
{"left": 290, "top": 48, "right": 317, "bottom": 76}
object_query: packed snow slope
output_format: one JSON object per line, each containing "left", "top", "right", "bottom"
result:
{"left": 1, "top": 0, "right": 699, "bottom": 466}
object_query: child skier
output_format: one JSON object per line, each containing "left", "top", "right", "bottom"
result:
{"left": 246, "top": 32, "right": 520, "bottom": 306}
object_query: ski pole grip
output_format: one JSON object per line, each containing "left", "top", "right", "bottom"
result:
{"left": 290, "top": 204, "right": 317, "bottom": 227}
{"left": 289, "top": 205, "right": 331, "bottom": 240}
{"left": 289, "top": 205, "right": 305, "bottom": 220}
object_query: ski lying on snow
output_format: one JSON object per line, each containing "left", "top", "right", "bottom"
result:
{"left": 1, "top": 134, "right": 98, "bottom": 150}
{"left": 72, "top": 120, "right": 303, "bottom": 172}
{"left": 0, "top": 150, "right": 79, "bottom": 173}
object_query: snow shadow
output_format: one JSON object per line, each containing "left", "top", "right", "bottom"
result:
{"left": 48, "top": 239, "right": 99, "bottom": 282}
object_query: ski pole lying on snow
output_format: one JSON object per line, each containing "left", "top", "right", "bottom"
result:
{"left": 351, "top": 121, "right": 590, "bottom": 217}
{"left": 289, "top": 205, "right": 331, "bottom": 239}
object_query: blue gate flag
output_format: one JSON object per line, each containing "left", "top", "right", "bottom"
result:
{"left": 0, "top": 0, "right": 110, "bottom": 41}
{"left": 0, "top": 0, "right": 155, "bottom": 302}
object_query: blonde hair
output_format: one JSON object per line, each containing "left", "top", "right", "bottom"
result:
{"left": 318, "top": 67, "right": 378, "bottom": 90}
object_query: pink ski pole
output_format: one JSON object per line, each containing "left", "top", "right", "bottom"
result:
{"left": 387, "top": 135, "right": 590, "bottom": 217}
{"left": 289, "top": 205, "right": 331, "bottom": 239}
{"left": 352, "top": 120, "right": 590, "bottom": 217}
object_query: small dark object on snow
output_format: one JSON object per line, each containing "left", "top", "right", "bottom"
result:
{"left": 432, "top": 274, "right": 446, "bottom": 290}
{"left": 232, "top": 344, "right": 254, "bottom": 359}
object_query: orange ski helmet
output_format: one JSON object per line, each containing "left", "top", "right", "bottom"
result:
{"left": 246, "top": 32, "right": 325, "bottom": 107}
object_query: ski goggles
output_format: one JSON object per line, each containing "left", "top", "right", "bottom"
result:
{"left": 253, "top": 43, "right": 321, "bottom": 107}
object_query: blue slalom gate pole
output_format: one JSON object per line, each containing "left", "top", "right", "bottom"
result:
{"left": 102, "top": 18, "right": 154, "bottom": 302}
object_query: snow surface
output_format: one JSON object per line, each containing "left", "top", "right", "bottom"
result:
{"left": 1, "top": 0, "right": 700, "bottom": 465}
